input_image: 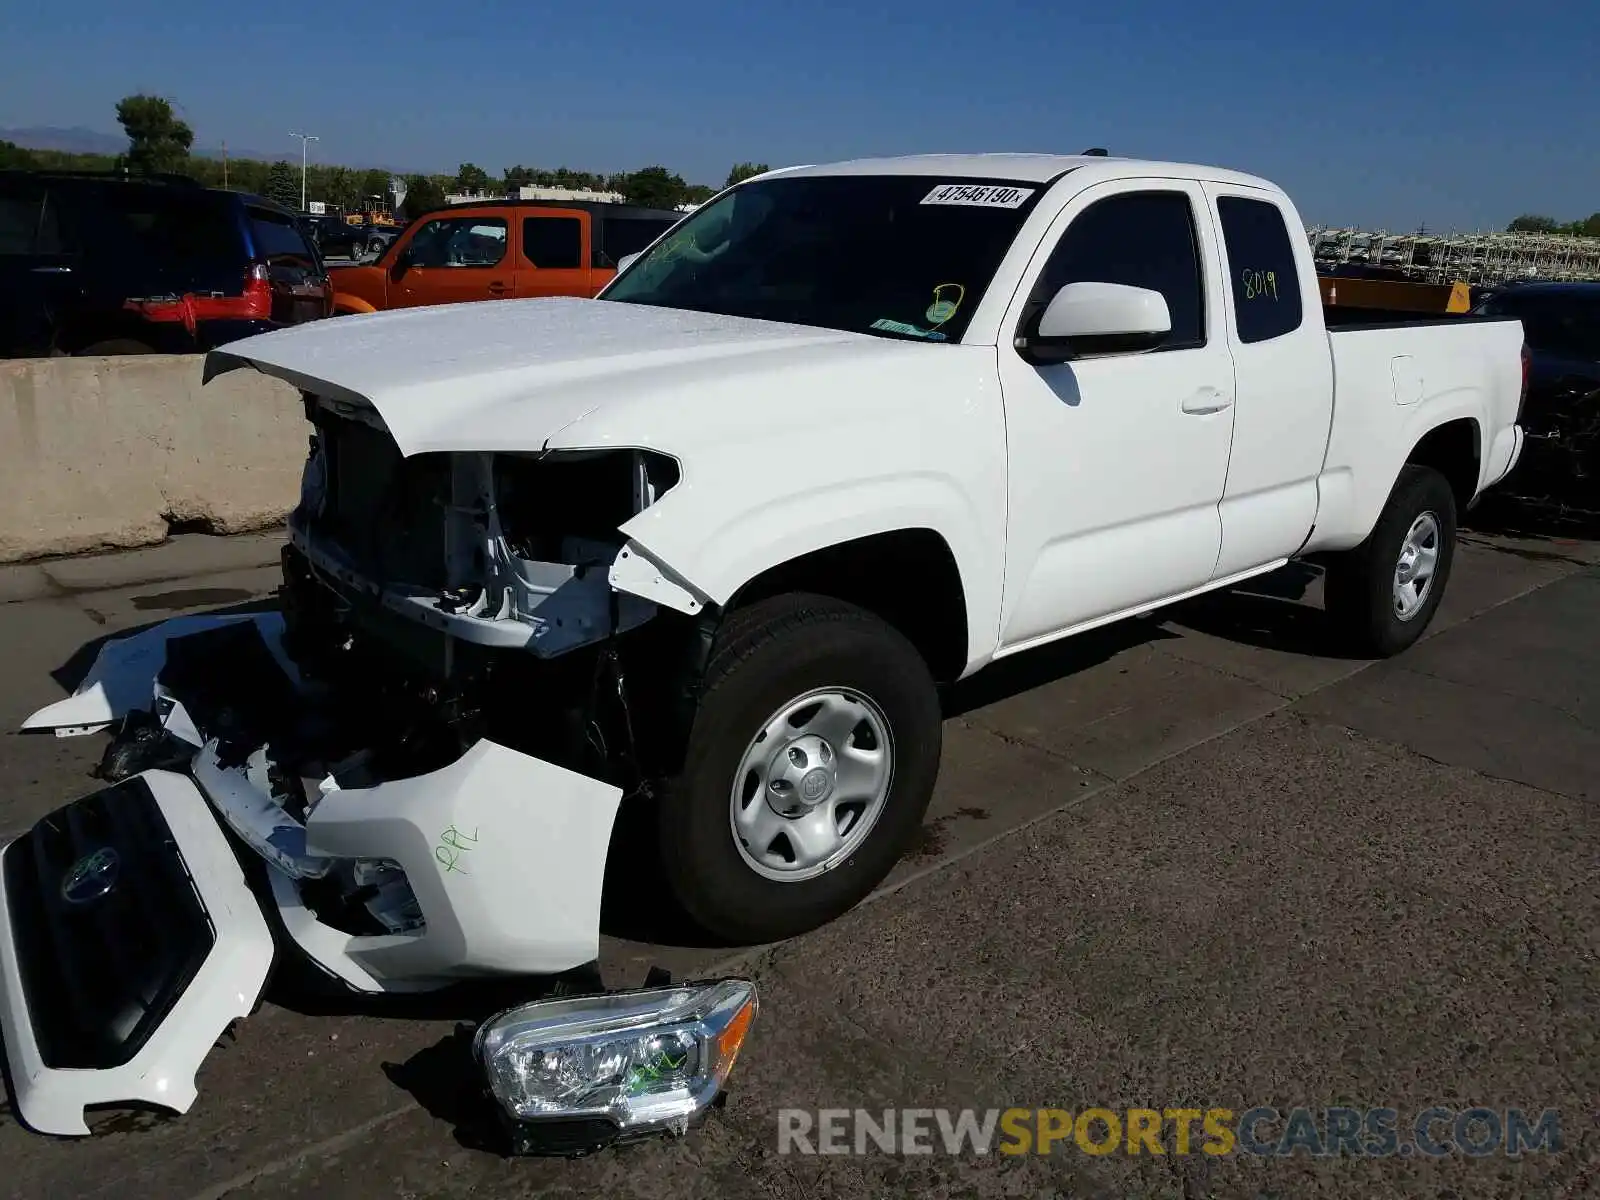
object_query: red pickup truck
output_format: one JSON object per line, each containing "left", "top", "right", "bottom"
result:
{"left": 327, "top": 199, "right": 682, "bottom": 314}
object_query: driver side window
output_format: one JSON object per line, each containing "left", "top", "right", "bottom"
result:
{"left": 407, "top": 216, "right": 507, "bottom": 268}
{"left": 1032, "top": 191, "right": 1207, "bottom": 350}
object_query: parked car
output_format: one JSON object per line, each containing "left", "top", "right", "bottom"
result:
{"left": 326, "top": 199, "right": 681, "bottom": 313}
{"left": 350, "top": 215, "right": 403, "bottom": 259}
{"left": 303, "top": 213, "right": 368, "bottom": 261}
{"left": 0, "top": 170, "right": 332, "bottom": 357}
{"left": 9, "top": 153, "right": 1527, "bottom": 1137}
{"left": 1472, "top": 282, "right": 1600, "bottom": 502}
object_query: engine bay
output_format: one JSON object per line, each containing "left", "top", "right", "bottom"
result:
{"left": 292, "top": 394, "right": 683, "bottom": 659}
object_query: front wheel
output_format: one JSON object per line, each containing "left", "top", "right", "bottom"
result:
{"left": 658, "top": 593, "right": 942, "bottom": 944}
{"left": 1324, "top": 464, "right": 1458, "bottom": 656}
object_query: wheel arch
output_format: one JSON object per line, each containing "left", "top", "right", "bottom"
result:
{"left": 724, "top": 528, "right": 970, "bottom": 683}
{"left": 1404, "top": 416, "right": 1482, "bottom": 514}
{"left": 617, "top": 472, "right": 999, "bottom": 680}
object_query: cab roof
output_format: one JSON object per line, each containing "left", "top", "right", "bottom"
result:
{"left": 766, "top": 153, "right": 1276, "bottom": 192}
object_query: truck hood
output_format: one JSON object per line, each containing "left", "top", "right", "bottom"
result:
{"left": 204, "top": 297, "right": 878, "bottom": 456}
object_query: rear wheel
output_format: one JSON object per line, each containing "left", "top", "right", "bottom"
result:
{"left": 658, "top": 593, "right": 942, "bottom": 944}
{"left": 1324, "top": 464, "right": 1457, "bottom": 656}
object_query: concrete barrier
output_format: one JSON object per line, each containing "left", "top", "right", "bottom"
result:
{"left": 0, "top": 355, "right": 306, "bottom": 563}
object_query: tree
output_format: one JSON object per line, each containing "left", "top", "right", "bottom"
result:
{"left": 619, "top": 165, "right": 687, "bottom": 210}
{"left": 115, "top": 94, "right": 193, "bottom": 174}
{"left": 454, "top": 162, "right": 490, "bottom": 194}
{"left": 232, "top": 159, "right": 272, "bottom": 196}
{"left": 725, "top": 161, "right": 770, "bottom": 188}
{"left": 320, "top": 164, "right": 358, "bottom": 212}
{"left": 0, "top": 139, "right": 37, "bottom": 169}
{"left": 266, "top": 161, "right": 299, "bottom": 208}
{"left": 504, "top": 164, "right": 535, "bottom": 192}
{"left": 357, "top": 169, "right": 392, "bottom": 207}
{"left": 1575, "top": 213, "right": 1600, "bottom": 238}
{"left": 401, "top": 174, "right": 448, "bottom": 217}
{"left": 683, "top": 183, "right": 716, "bottom": 205}
{"left": 1506, "top": 214, "right": 1560, "bottom": 234}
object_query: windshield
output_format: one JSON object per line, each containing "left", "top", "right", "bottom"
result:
{"left": 603, "top": 175, "right": 1045, "bottom": 342}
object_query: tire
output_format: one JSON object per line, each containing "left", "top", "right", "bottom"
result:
{"left": 658, "top": 593, "right": 942, "bottom": 944}
{"left": 76, "top": 338, "right": 156, "bottom": 356}
{"left": 1324, "top": 464, "right": 1457, "bottom": 657}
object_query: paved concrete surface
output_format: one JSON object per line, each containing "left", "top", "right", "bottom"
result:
{"left": 0, "top": 521, "right": 1595, "bottom": 1199}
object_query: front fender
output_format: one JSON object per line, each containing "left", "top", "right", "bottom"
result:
{"left": 618, "top": 472, "right": 1001, "bottom": 672}
{"left": 544, "top": 341, "right": 1009, "bottom": 672}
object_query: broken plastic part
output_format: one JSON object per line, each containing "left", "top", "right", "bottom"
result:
{"left": 192, "top": 741, "right": 336, "bottom": 880}
{"left": 20, "top": 613, "right": 297, "bottom": 735}
{"left": 95, "top": 709, "right": 194, "bottom": 781}
{"left": 351, "top": 858, "right": 427, "bottom": 934}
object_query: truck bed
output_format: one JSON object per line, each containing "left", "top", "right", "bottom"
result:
{"left": 1322, "top": 306, "right": 1516, "bottom": 331}
{"left": 1303, "top": 310, "right": 1526, "bottom": 556}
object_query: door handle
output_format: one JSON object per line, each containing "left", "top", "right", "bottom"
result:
{"left": 1180, "top": 387, "right": 1233, "bottom": 415}
{"left": 487, "top": 280, "right": 509, "bottom": 292}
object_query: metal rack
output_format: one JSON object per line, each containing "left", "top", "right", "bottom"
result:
{"left": 1308, "top": 226, "right": 1600, "bottom": 286}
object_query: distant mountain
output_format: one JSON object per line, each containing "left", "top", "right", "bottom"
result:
{"left": 0, "top": 126, "right": 412, "bottom": 171}
{"left": 1, "top": 126, "right": 124, "bottom": 154}
{"left": 1, "top": 125, "right": 281, "bottom": 161}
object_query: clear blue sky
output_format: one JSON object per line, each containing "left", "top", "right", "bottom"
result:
{"left": 4, "top": 0, "right": 1597, "bottom": 230}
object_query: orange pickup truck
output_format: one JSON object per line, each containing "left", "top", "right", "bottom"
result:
{"left": 327, "top": 199, "right": 682, "bottom": 314}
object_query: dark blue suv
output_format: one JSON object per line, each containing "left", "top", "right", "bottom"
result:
{"left": 0, "top": 170, "right": 333, "bottom": 358}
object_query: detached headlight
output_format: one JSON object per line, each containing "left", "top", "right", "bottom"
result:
{"left": 472, "top": 978, "right": 757, "bottom": 1155}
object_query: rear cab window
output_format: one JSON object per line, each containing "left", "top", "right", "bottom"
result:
{"left": 1216, "top": 196, "right": 1304, "bottom": 343}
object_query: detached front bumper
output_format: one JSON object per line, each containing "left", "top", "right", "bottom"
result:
{"left": 6, "top": 611, "right": 628, "bottom": 1134}
{"left": 0, "top": 771, "right": 274, "bottom": 1136}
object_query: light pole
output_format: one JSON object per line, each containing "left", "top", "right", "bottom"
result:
{"left": 289, "top": 132, "right": 319, "bottom": 211}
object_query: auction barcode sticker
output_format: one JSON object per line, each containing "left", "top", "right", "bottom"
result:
{"left": 921, "top": 183, "right": 1035, "bottom": 208}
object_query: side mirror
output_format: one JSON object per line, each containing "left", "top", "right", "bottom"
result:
{"left": 390, "top": 246, "right": 414, "bottom": 278}
{"left": 1019, "top": 282, "right": 1171, "bottom": 364}
{"left": 615, "top": 252, "right": 641, "bottom": 273}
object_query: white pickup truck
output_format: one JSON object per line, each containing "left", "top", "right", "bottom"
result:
{"left": 5, "top": 153, "right": 1525, "bottom": 1135}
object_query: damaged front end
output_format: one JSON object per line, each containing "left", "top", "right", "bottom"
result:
{"left": 290, "top": 392, "right": 703, "bottom": 666}
{"left": 1, "top": 401, "right": 722, "bottom": 1137}
{"left": 276, "top": 391, "right": 717, "bottom": 786}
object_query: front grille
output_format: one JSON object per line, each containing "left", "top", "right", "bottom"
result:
{"left": 2, "top": 778, "right": 216, "bottom": 1069}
